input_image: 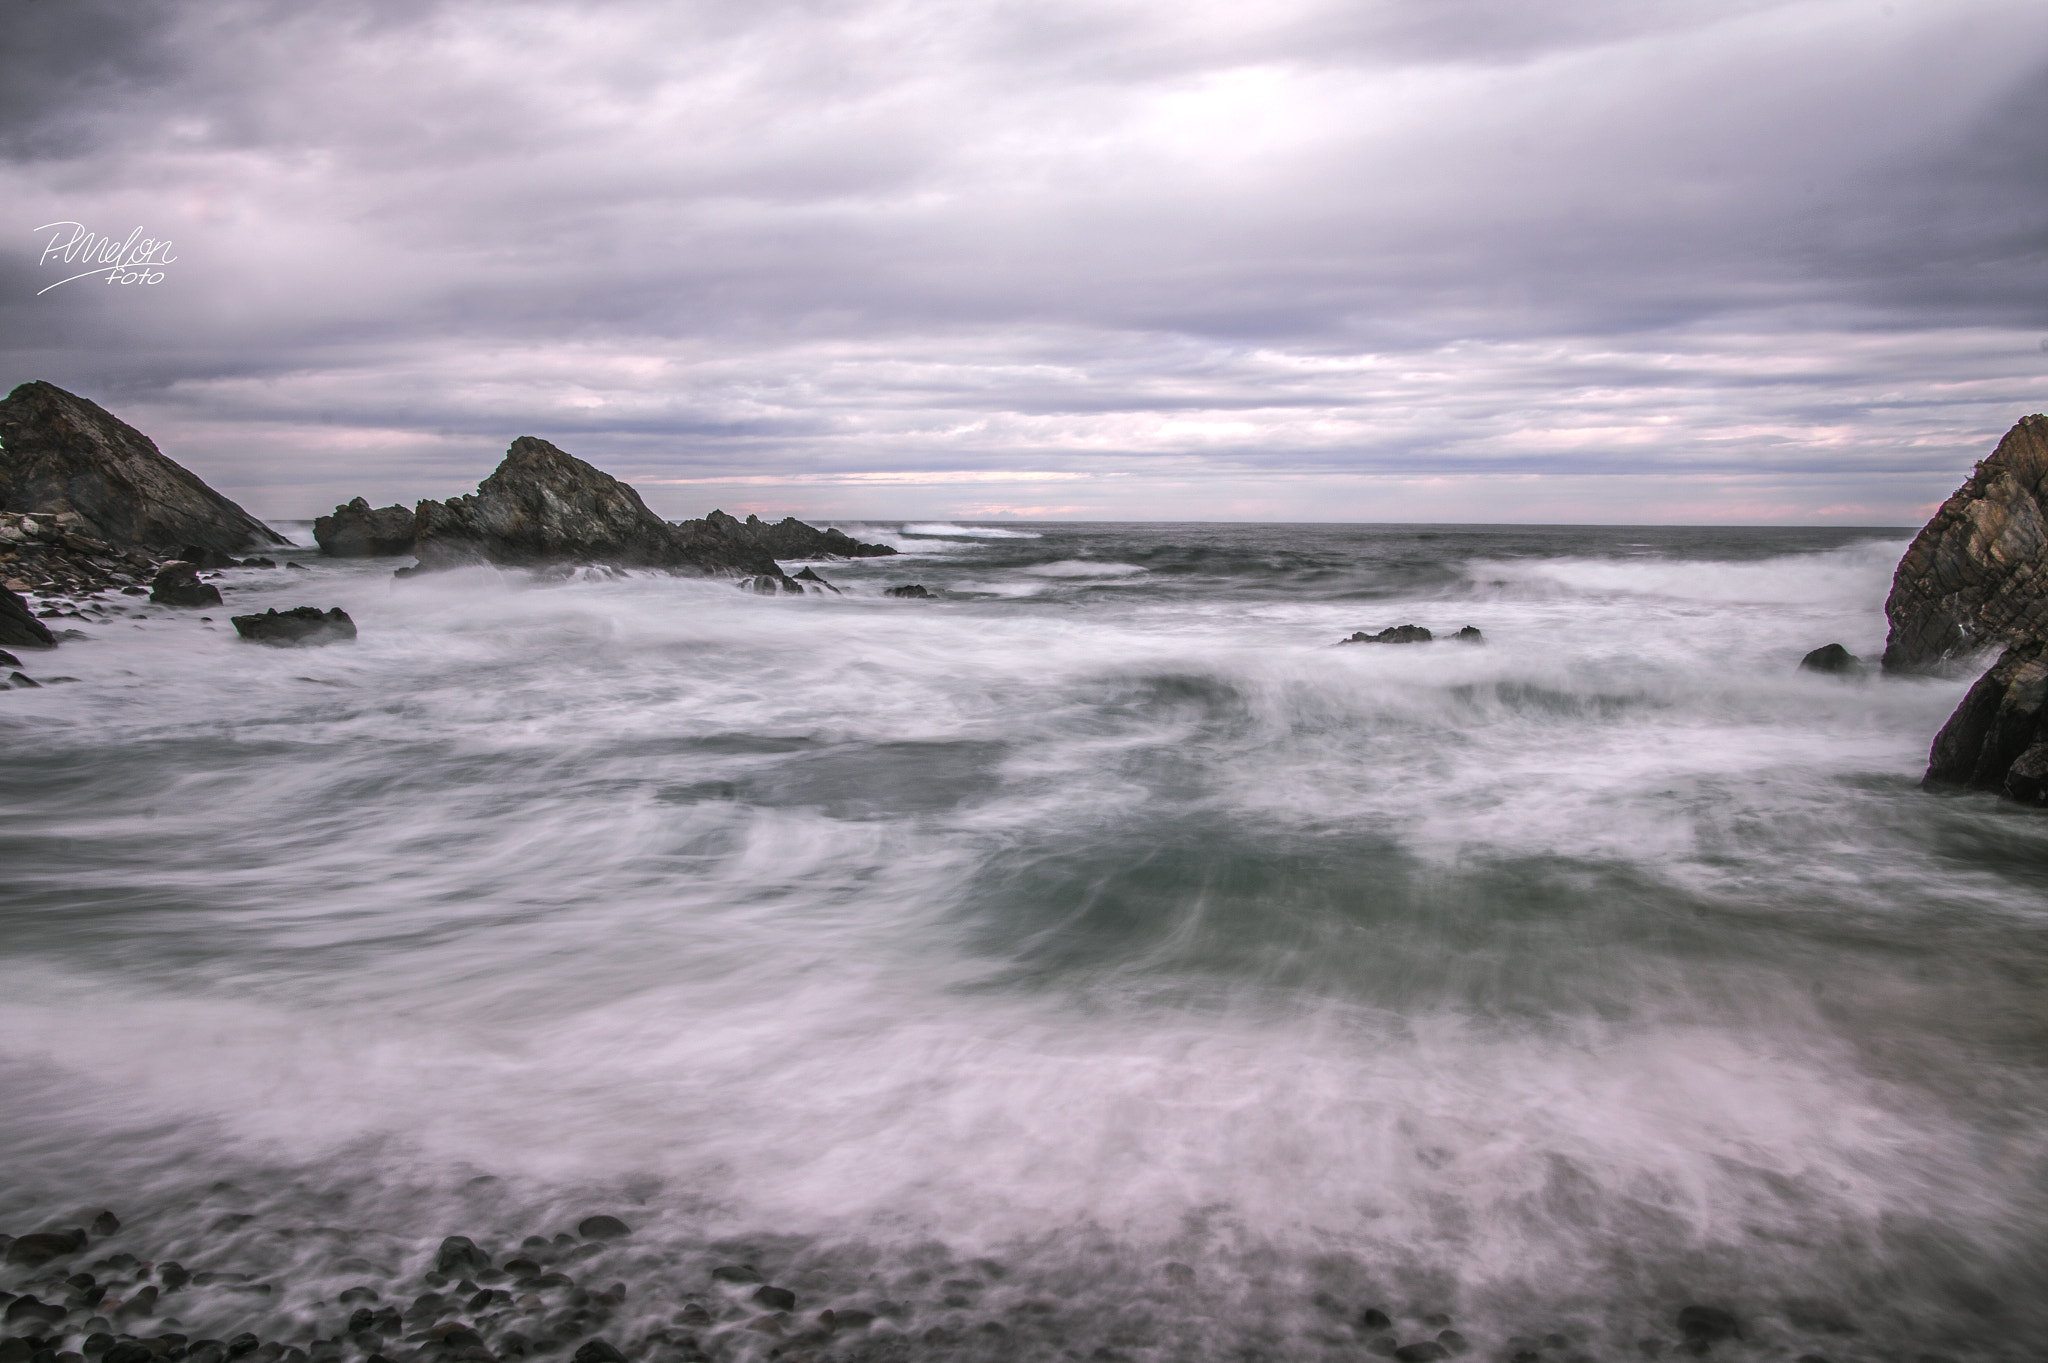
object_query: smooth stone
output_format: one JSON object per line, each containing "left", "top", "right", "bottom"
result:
{"left": 434, "top": 1237, "right": 490, "bottom": 1276}
{"left": 708, "top": 1266, "right": 760, "bottom": 1285}
{"left": 1436, "top": 1329, "right": 1470, "bottom": 1355}
{"left": 0, "top": 649, "right": 19, "bottom": 667}
{"left": 85, "top": 1214, "right": 119, "bottom": 1238}
{"left": 6, "top": 1231, "right": 88, "bottom": 1265}
{"left": 573, "top": 1217, "right": 629, "bottom": 1241}
{"left": 1393, "top": 1344, "right": 1448, "bottom": 1363}
{"left": 336, "top": 1288, "right": 377, "bottom": 1305}
{"left": 1360, "top": 1309, "right": 1393, "bottom": 1330}
{"left": 750, "top": 1287, "right": 796, "bottom": 1312}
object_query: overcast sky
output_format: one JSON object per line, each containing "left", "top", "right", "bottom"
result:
{"left": 4, "top": 0, "right": 2046, "bottom": 523}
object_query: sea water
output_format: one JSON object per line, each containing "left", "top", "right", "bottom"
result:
{"left": 3, "top": 523, "right": 2045, "bottom": 1359}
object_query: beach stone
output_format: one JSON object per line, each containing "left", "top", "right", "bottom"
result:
{"left": 434, "top": 1238, "right": 490, "bottom": 1276}
{"left": 100, "top": 1346, "right": 151, "bottom": 1363}
{"left": 573, "top": 1217, "right": 629, "bottom": 1241}
{"left": 1436, "top": 1329, "right": 1470, "bottom": 1355}
{"left": 7, "top": 1232, "right": 87, "bottom": 1266}
{"left": 0, "top": 586, "right": 57, "bottom": 649}
{"left": 1393, "top": 1343, "right": 1448, "bottom": 1363}
{"left": 314, "top": 500, "right": 416, "bottom": 558}
{"left": 1359, "top": 1309, "right": 1393, "bottom": 1330}
{"left": 81, "top": 1338, "right": 113, "bottom": 1359}
{"left": 1676, "top": 1305, "right": 1738, "bottom": 1344}
{"left": 709, "top": 1266, "right": 760, "bottom": 1285}
{"left": 6, "top": 1297, "right": 67, "bottom": 1326}
{"left": 1883, "top": 413, "right": 2048, "bottom": 672}
{"left": 148, "top": 563, "right": 219, "bottom": 608}
{"left": 85, "top": 1214, "right": 118, "bottom": 1238}
{"left": 0, "top": 382, "right": 286, "bottom": 558}
{"left": 570, "top": 1343, "right": 623, "bottom": 1363}
{"left": 674, "top": 1306, "right": 710, "bottom": 1328}
{"left": 8, "top": 670, "right": 42, "bottom": 688}
{"left": 1799, "top": 643, "right": 1860, "bottom": 673}
{"left": 750, "top": 1286, "right": 795, "bottom": 1312}
{"left": 884, "top": 584, "right": 933, "bottom": 599}
{"left": 230, "top": 606, "right": 356, "bottom": 645}
{"left": 0, "top": 648, "right": 19, "bottom": 667}
{"left": 336, "top": 1288, "right": 377, "bottom": 1305}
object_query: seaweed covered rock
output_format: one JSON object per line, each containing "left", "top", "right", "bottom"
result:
{"left": 408, "top": 438, "right": 791, "bottom": 584}
{"left": 1882, "top": 414, "right": 2048, "bottom": 673}
{"left": 0, "top": 380, "right": 286, "bottom": 557}
{"left": 1923, "top": 638, "right": 2048, "bottom": 802}
{"left": 231, "top": 606, "right": 357, "bottom": 645}
{"left": 316, "top": 498, "right": 417, "bottom": 557}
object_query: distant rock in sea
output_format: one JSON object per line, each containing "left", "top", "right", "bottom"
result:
{"left": 1882, "top": 413, "right": 2048, "bottom": 674}
{"left": 315, "top": 498, "right": 416, "bottom": 557}
{"left": 0, "top": 380, "right": 286, "bottom": 557}
{"left": 1342, "top": 624, "right": 1432, "bottom": 644}
{"left": 232, "top": 606, "right": 358, "bottom": 646}
{"left": 1799, "top": 643, "right": 1860, "bottom": 674}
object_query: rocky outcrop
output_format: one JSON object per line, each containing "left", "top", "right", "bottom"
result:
{"left": 1882, "top": 414, "right": 2048, "bottom": 673}
{"left": 885, "top": 584, "right": 934, "bottom": 599}
{"left": 231, "top": 606, "right": 357, "bottom": 645}
{"left": 792, "top": 567, "right": 840, "bottom": 594}
{"left": 0, "top": 381, "right": 286, "bottom": 557}
{"left": 149, "top": 561, "right": 221, "bottom": 607}
{"left": 1343, "top": 624, "right": 1432, "bottom": 644}
{"left": 1923, "top": 639, "right": 2048, "bottom": 803}
{"left": 1800, "top": 643, "right": 1860, "bottom": 674}
{"left": 0, "top": 585, "right": 55, "bottom": 648}
{"left": 687, "top": 510, "right": 895, "bottom": 561}
{"left": 315, "top": 498, "right": 416, "bottom": 557}
{"left": 407, "top": 438, "right": 791, "bottom": 582}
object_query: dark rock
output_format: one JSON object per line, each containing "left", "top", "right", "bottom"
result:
{"left": 6, "top": 1296, "right": 67, "bottom": 1325}
{"left": 573, "top": 1217, "right": 629, "bottom": 1241}
{"left": 223, "top": 1337, "right": 258, "bottom": 1359}
{"left": 148, "top": 563, "right": 221, "bottom": 608}
{"left": 7, "top": 1230, "right": 87, "bottom": 1265}
{"left": 1359, "top": 1308, "right": 1392, "bottom": 1330}
{"left": 314, "top": 500, "right": 415, "bottom": 558}
{"left": 434, "top": 1237, "right": 490, "bottom": 1276}
{"left": 230, "top": 607, "right": 356, "bottom": 646}
{"left": 0, "top": 382, "right": 286, "bottom": 557}
{"left": 1675, "top": 1305, "right": 1738, "bottom": 1344}
{"left": 1799, "top": 643, "right": 1860, "bottom": 674}
{"left": 82, "top": 1336, "right": 114, "bottom": 1358}
{"left": 691, "top": 511, "right": 895, "bottom": 562}
{"left": 101, "top": 1347, "right": 152, "bottom": 1363}
{"left": 336, "top": 1288, "right": 376, "bottom": 1305}
{"left": 791, "top": 567, "right": 839, "bottom": 594}
{"left": 674, "top": 1305, "right": 710, "bottom": 1328}
{"left": 1393, "top": 1344, "right": 1448, "bottom": 1363}
{"left": 86, "top": 1212, "right": 119, "bottom": 1237}
{"left": 409, "top": 439, "right": 789, "bottom": 584}
{"left": 8, "top": 670, "right": 41, "bottom": 688}
{"left": 570, "top": 1342, "right": 623, "bottom": 1363}
{"left": 1344, "top": 624, "right": 1432, "bottom": 644}
{"left": 0, "top": 1346, "right": 27, "bottom": 1363}
{"left": 1435, "top": 1330, "right": 1469, "bottom": 1355}
{"left": 884, "top": 584, "right": 933, "bottom": 599}
{"left": 240, "top": 558, "right": 276, "bottom": 569}
{"left": 286, "top": 562, "right": 308, "bottom": 572}
{"left": 750, "top": 1286, "right": 796, "bottom": 1312}
{"left": 1883, "top": 414, "right": 2048, "bottom": 672}
{"left": 178, "top": 545, "right": 238, "bottom": 571}
{"left": 1453, "top": 626, "right": 1484, "bottom": 643}
{"left": 1924, "top": 639, "right": 2048, "bottom": 801}
{"left": 1, "top": 586, "right": 57, "bottom": 648}
{"left": 0, "top": 648, "right": 19, "bottom": 666}
{"left": 155, "top": 1266, "right": 189, "bottom": 1292}
{"left": 709, "top": 1266, "right": 761, "bottom": 1285}
{"left": 112, "top": 1286, "right": 157, "bottom": 1319}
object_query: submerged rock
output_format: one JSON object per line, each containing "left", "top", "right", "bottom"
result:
{"left": 0, "top": 381, "right": 286, "bottom": 557}
{"left": 230, "top": 607, "right": 357, "bottom": 645}
{"left": 149, "top": 561, "right": 223, "bottom": 607}
{"left": 1799, "top": 643, "right": 1860, "bottom": 674}
{"left": 1923, "top": 638, "right": 2048, "bottom": 802}
{"left": 1, "top": 585, "right": 57, "bottom": 649}
{"left": 1343, "top": 624, "right": 1432, "bottom": 644}
{"left": 315, "top": 498, "right": 416, "bottom": 557}
{"left": 884, "top": 584, "right": 934, "bottom": 599}
{"left": 1453, "top": 625, "right": 1484, "bottom": 643}
{"left": 1882, "top": 413, "right": 2048, "bottom": 673}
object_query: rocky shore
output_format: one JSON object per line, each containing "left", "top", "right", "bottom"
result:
{"left": 0, "top": 1211, "right": 1850, "bottom": 1363}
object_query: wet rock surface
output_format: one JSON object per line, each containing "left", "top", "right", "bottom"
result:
{"left": 0, "top": 382, "right": 286, "bottom": 559}
{"left": 685, "top": 512, "right": 895, "bottom": 563}
{"left": 1923, "top": 637, "right": 2048, "bottom": 802}
{"left": 149, "top": 564, "right": 223, "bottom": 609}
{"left": 315, "top": 501, "right": 417, "bottom": 559}
{"left": 883, "top": 584, "right": 933, "bottom": 599}
{"left": 1342, "top": 624, "right": 1432, "bottom": 644}
{"left": 0, "top": 586, "right": 56, "bottom": 649}
{"left": 1882, "top": 413, "right": 2048, "bottom": 674}
{"left": 229, "top": 608, "right": 358, "bottom": 647}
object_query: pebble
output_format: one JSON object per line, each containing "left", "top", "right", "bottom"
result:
{"left": 1394, "top": 1343, "right": 1448, "bottom": 1363}
{"left": 751, "top": 1286, "right": 796, "bottom": 1312}
{"left": 573, "top": 1217, "right": 629, "bottom": 1241}
{"left": 1360, "top": 1308, "right": 1393, "bottom": 1330}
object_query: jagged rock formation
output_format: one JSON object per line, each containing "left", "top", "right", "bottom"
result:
{"left": 1882, "top": 414, "right": 2048, "bottom": 673}
{"left": 315, "top": 498, "right": 416, "bottom": 557}
{"left": 232, "top": 606, "right": 357, "bottom": 645}
{"left": 0, "top": 381, "right": 286, "bottom": 557}
{"left": 1342, "top": 624, "right": 1432, "bottom": 644}
{"left": 0, "top": 585, "right": 55, "bottom": 649}
{"left": 407, "top": 438, "right": 792, "bottom": 584}
{"left": 1923, "top": 639, "right": 2048, "bottom": 803}
{"left": 689, "top": 510, "right": 896, "bottom": 561}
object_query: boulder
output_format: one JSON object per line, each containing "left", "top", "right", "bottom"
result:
{"left": 180, "top": 544, "right": 240, "bottom": 570}
{"left": 409, "top": 437, "right": 790, "bottom": 583}
{"left": 315, "top": 498, "right": 416, "bottom": 557}
{"left": 1799, "top": 643, "right": 1860, "bottom": 674}
{"left": 230, "top": 607, "right": 357, "bottom": 645}
{"left": 1, "top": 585, "right": 57, "bottom": 648}
{"left": 149, "top": 561, "right": 222, "bottom": 607}
{"left": 1343, "top": 624, "right": 1432, "bottom": 644}
{"left": 1882, "top": 414, "right": 2048, "bottom": 673}
{"left": 1454, "top": 626, "right": 1484, "bottom": 643}
{"left": 0, "top": 381, "right": 287, "bottom": 557}
{"left": 884, "top": 584, "right": 934, "bottom": 599}
{"left": 1923, "top": 638, "right": 2048, "bottom": 802}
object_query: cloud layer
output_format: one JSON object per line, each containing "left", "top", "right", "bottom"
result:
{"left": 4, "top": 0, "right": 2046, "bottom": 522}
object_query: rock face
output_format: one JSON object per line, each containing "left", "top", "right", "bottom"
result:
{"left": 149, "top": 561, "right": 222, "bottom": 607}
{"left": 0, "top": 585, "right": 56, "bottom": 648}
{"left": 1923, "top": 639, "right": 2048, "bottom": 802}
{"left": 1882, "top": 414, "right": 2048, "bottom": 673}
{"left": 315, "top": 498, "right": 416, "bottom": 557}
{"left": 231, "top": 606, "right": 357, "bottom": 645}
{"left": 0, "top": 381, "right": 287, "bottom": 557}
{"left": 409, "top": 438, "right": 790, "bottom": 581}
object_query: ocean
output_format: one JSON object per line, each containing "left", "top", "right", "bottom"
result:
{"left": 3, "top": 522, "right": 2046, "bottom": 1360}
